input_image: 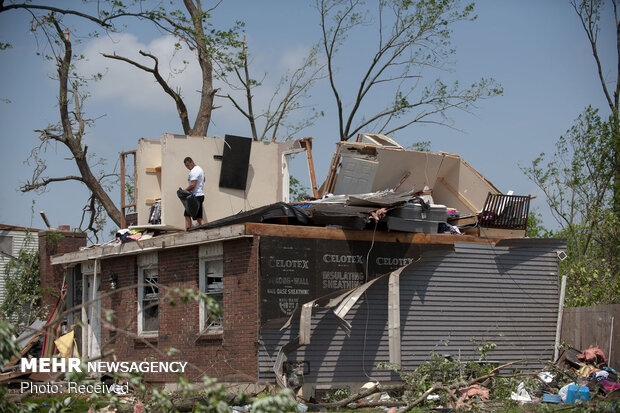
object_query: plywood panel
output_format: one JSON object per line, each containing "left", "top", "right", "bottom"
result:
{"left": 430, "top": 155, "right": 466, "bottom": 210}
{"left": 434, "top": 156, "right": 498, "bottom": 214}
{"left": 329, "top": 144, "right": 500, "bottom": 215}
{"left": 454, "top": 158, "right": 499, "bottom": 212}
{"left": 373, "top": 149, "right": 447, "bottom": 194}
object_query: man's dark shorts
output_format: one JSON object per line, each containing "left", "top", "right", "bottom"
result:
{"left": 184, "top": 195, "right": 205, "bottom": 219}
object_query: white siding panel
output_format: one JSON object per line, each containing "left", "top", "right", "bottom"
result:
{"left": 0, "top": 230, "right": 39, "bottom": 312}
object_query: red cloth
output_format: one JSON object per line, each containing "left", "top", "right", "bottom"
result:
{"left": 454, "top": 384, "right": 489, "bottom": 409}
{"left": 600, "top": 380, "right": 620, "bottom": 391}
{"left": 576, "top": 346, "right": 608, "bottom": 366}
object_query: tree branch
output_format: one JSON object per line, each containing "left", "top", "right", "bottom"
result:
{"left": 0, "top": 3, "right": 114, "bottom": 27}
{"left": 571, "top": 0, "right": 615, "bottom": 111}
{"left": 20, "top": 175, "right": 85, "bottom": 192}
{"left": 102, "top": 51, "right": 191, "bottom": 134}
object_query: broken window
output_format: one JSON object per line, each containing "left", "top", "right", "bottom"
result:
{"left": 0, "top": 235, "right": 13, "bottom": 256}
{"left": 137, "top": 252, "right": 158, "bottom": 335}
{"left": 199, "top": 243, "right": 223, "bottom": 333}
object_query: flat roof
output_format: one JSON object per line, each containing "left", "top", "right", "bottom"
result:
{"left": 50, "top": 222, "right": 510, "bottom": 265}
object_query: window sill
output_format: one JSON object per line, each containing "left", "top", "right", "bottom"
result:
{"left": 196, "top": 330, "right": 223, "bottom": 342}
{"left": 134, "top": 335, "right": 158, "bottom": 347}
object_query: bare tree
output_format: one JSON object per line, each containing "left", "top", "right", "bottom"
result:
{"left": 14, "top": 14, "right": 122, "bottom": 237}
{"left": 102, "top": 0, "right": 243, "bottom": 136}
{"left": 0, "top": 1, "right": 159, "bottom": 237}
{"left": 1, "top": 1, "right": 244, "bottom": 238}
{"left": 571, "top": 0, "right": 620, "bottom": 219}
{"left": 2, "top": 1, "right": 243, "bottom": 138}
{"left": 317, "top": 0, "right": 502, "bottom": 141}
{"left": 219, "top": 39, "right": 326, "bottom": 141}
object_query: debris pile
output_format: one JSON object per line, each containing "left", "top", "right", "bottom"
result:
{"left": 288, "top": 345, "right": 620, "bottom": 411}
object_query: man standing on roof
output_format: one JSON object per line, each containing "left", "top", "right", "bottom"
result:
{"left": 183, "top": 156, "right": 206, "bottom": 229}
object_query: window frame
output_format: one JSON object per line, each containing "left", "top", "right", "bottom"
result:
{"left": 137, "top": 252, "right": 159, "bottom": 336}
{"left": 198, "top": 243, "right": 223, "bottom": 334}
{"left": 0, "top": 235, "right": 13, "bottom": 256}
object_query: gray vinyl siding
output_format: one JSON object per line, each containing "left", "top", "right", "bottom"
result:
{"left": 0, "top": 229, "right": 39, "bottom": 310}
{"left": 258, "top": 241, "right": 563, "bottom": 384}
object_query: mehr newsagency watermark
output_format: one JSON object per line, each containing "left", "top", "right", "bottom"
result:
{"left": 19, "top": 357, "right": 188, "bottom": 394}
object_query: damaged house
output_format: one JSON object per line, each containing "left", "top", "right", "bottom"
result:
{"left": 48, "top": 133, "right": 565, "bottom": 397}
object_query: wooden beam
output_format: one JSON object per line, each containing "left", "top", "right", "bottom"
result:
{"left": 120, "top": 150, "right": 137, "bottom": 229}
{"left": 145, "top": 166, "right": 162, "bottom": 173}
{"left": 133, "top": 151, "right": 137, "bottom": 221}
{"left": 0, "top": 371, "right": 30, "bottom": 382}
{"left": 321, "top": 144, "right": 342, "bottom": 196}
{"left": 120, "top": 152, "right": 126, "bottom": 229}
{"left": 436, "top": 177, "right": 478, "bottom": 213}
{"left": 300, "top": 137, "right": 319, "bottom": 198}
{"left": 244, "top": 223, "right": 496, "bottom": 244}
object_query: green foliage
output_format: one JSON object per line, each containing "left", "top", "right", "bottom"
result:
{"left": 522, "top": 106, "right": 619, "bottom": 306}
{"left": 192, "top": 377, "right": 231, "bottom": 413}
{"left": 320, "top": 387, "right": 351, "bottom": 403}
{"left": 44, "top": 230, "right": 64, "bottom": 252}
{"left": 0, "top": 320, "right": 18, "bottom": 366}
{"left": 290, "top": 175, "right": 310, "bottom": 202}
{"left": 379, "top": 342, "right": 506, "bottom": 407}
{"left": 0, "top": 321, "right": 37, "bottom": 412}
{"left": 0, "top": 233, "right": 41, "bottom": 325}
{"left": 166, "top": 286, "right": 222, "bottom": 324}
{"left": 556, "top": 211, "right": 619, "bottom": 306}
{"left": 471, "top": 338, "right": 496, "bottom": 362}
{"left": 250, "top": 388, "right": 297, "bottom": 413}
{"left": 526, "top": 210, "right": 554, "bottom": 238}
{"left": 381, "top": 352, "right": 478, "bottom": 404}
{"left": 117, "top": 1, "right": 244, "bottom": 75}
{"left": 408, "top": 140, "right": 432, "bottom": 152}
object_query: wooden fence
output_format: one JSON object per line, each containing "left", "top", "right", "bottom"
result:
{"left": 561, "top": 304, "right": 620, "bottom": 371}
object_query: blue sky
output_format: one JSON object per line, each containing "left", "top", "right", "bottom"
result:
{"left": 0, "top": 0, "right": 616, "bottom": 239}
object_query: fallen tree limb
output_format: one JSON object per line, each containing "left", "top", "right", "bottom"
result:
{"left": 348, "top": 400, "right": 406, "bottom": 408}
{"left": 469, "top": 360, "right": 524, "bottom": 385}
{"left": 306, "top": 383, "right": 405, "bottom": 410}
{"left": 397, "top": 383, "right": 457, "bottom": 413}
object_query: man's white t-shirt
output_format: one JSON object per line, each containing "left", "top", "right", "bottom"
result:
{"left": 188, "top": 165, "right": 205, "bottom": 196}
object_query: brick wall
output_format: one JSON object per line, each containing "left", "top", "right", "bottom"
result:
{"left": 99, "top": 254, "right": 138, "bottom": 366}
{"left": 39, "top": 230, "right": 87, "bottom": 315}
{"left": 99, "top": 237, "right": 259, "bottom": 383}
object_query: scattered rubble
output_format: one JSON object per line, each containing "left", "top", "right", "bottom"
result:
{"left": 289, "top": 345, "right": 620, "bottom": 411}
